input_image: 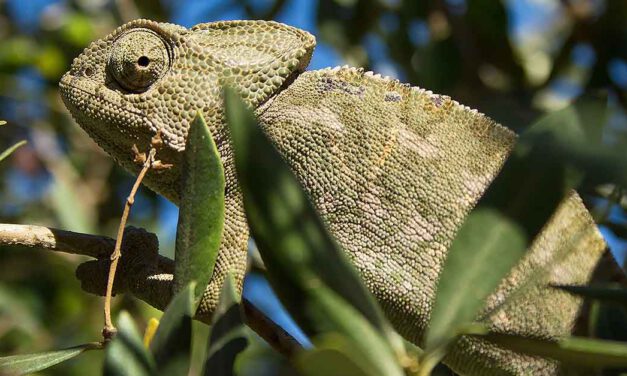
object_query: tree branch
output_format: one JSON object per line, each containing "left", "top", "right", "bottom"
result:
{"left": 0, "top": 223, "right": 304, "bottom": 358}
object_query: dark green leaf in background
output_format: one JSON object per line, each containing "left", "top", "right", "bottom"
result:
{"left": 467, "top": 326, "right": 627, "bottom": 367}
{"left": 104, "top": 312, "right": 155, "bottom": 376}
{"left": 203, "top": 273, "right": 249, "bottom": 376}
{"left": 296, "top": 334, "right": 374, "bottom": 376}
{"left": 175, "top": 112, "right": 225, "bottom": 301}
{"left": 149, "top": 282, "right": 195, "bottom": 373}
{"left": 554, "top": 284, "right": 627, "bottom": 308}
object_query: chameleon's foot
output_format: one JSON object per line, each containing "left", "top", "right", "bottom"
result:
{"left": 75, "top": 226, "right": 160, "bottom": 297}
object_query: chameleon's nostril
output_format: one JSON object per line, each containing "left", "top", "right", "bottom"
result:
{"left": 83, "top": 67, "right": 95, "bottom": 77}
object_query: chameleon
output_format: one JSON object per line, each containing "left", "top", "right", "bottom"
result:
{"left": 59, "top": 19, "right": 607, "bottom": 375}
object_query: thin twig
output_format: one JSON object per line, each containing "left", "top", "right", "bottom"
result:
{"left": 0, "top": 140, "right": 27, "bottom": 162}
{"left": 103, "top": 148, "right": 156, "bottom": 339}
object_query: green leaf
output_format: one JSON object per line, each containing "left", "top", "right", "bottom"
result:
{"left": 104, "top": 312, "right": 155, "bottom": 376}
{"left": 425, "top": 97, "right": 612, "bottom": 351}
{"left": 554, "top": 284, "right": 627, "bottom": 307}
{"left": 296, "top": 334, "right": 374, "bottom": 376}
{"left": 0, "top": 140, "right": 26, "bottom": 162}
{"left": 203, "top": 273, "right": 249, "bottom": 376}
{"left": 0, "top": 343, "right": 100, "bottom": 375}
{"left": 302, "top": 286, "right": 404, "bottom": 376}
{"left": 149, "top": 282, "right": 195, "bottom": 372}
{"left": 224, "top": 87, "right": 403, "bottom": 376}
{"left": 0, "top": 120, "right": 6, "bottom": 126}
{"left": 424, "top": 208, "right": 527, "bottom": 349}
{"left": 175, "top": 112, "right": 225, "bottom": 301}
{"left": 223, "top": 86, "right": 393, "bottom": 341}
{"left": 232, "top": 332, "right": 295, "bottom": 376}
{"left": 468, "top": 327, "right": 627, "bottom": 367}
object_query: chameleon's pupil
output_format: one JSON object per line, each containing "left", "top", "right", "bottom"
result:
{"left": 137, "top": 56, "right": 150, "bottom": 67}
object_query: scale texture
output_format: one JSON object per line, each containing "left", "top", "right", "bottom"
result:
{"left": 59, "top": 19, "right": 606, "bottom": 375}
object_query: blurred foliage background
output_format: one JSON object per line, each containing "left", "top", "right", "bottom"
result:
{"left": 0, "top": 0, "right": 625, "bottom": 374}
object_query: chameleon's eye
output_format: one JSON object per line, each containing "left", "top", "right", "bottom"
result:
{"left": 108, "top": 28, "right": 170, "bottom": 92}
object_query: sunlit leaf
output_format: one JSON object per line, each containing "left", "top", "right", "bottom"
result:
{"left": 0, "top": 343, "right": 100, "bottom": 375}
{"left": 424, "top": 208, "right": 526, "bottom": 350}
{"left": 175, "top": 112, "right": 225, "bottom": 301}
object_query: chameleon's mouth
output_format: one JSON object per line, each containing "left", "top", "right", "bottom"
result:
{"left": 59, "top": 72, "right": 153, "bottom": 145}
{"left": 59, "top": 71, "right": 182, "bottom": 203}
{"left": 59, "top": 72, "right": 160, "bottom": 176}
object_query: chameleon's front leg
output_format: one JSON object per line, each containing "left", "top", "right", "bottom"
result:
{"left": 75, "top": 192, "right": 249, "bottom": 321}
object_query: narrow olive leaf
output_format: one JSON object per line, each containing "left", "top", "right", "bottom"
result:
{"left": 424, "top": 208, "right": 527, "bottom": 350}
{"left": 468, "top": 329, "right": 627, "bottom": 367}
{"left": 425, "top": 97, "right": 610, "bottom": 351}
{"left": 203, "top": 273, "right": 249, "bottom": 376}
{"left": 302, "top": 286, "right": 404, "bottom": 376}
{"left": 150, "top": 282, "right": 195, "bottom": 372}
{"left": 296, "top": 334, "right": 374, "bottom": 376}
{"left": 553, "top": 284, "right": 627, "bottom": 306}
{"left": 223, "top": 86, "right": 393, "bottom": 342}
{"left": 175, "top": 112, "right": 225, "bottom": 300}
{"left": 0, "top": 343, "right": 100, "bottom": 375}
{"left": 0, "top": 140, "right": 27, "bottom": 162}
{"left": 104, "top": 311, "right": 155, "bottom": 376}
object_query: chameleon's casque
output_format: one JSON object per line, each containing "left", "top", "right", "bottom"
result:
{"left": 60, "top": 19, "right": 607, "bottom": 375}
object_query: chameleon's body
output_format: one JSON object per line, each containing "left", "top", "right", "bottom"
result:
{"left": 59, "top": 20, "right": 606, "bottom": 375}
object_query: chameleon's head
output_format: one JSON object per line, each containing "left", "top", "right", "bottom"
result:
{"left": 60, "top": 19, "right": 315, "bottom": 202}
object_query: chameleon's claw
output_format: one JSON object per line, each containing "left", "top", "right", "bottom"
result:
{"left": 151, "top": 131, "right": 165, "bottom": 149}
{"left": 152, "top": 160, "right": 174, "bottom": 170}
{"left": 132, "top": 144, "right": 147, "bottom": 164}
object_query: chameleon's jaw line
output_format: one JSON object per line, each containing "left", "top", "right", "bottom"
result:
{"left": 60, "top": 71, "right": 158, "bottom": 166}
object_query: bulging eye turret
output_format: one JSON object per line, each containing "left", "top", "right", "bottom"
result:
{"left": 108, "top": 28, "right": 170, "bottom": 92}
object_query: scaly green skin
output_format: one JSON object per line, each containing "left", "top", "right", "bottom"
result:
{"left": 60, "top": 20, "right": 606, "bottom": 375}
